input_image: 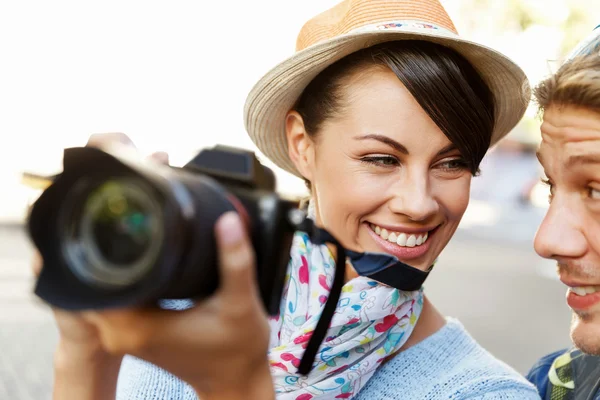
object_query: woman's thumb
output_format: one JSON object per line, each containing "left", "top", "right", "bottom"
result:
{"left": 215, "top": 212, "right": 257, "bottom": 302}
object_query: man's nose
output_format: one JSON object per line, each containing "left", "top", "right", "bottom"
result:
{"left": 534, "top": 195, "right": 587, "bottom": 260}
{"left": 387, "top": 174, "right": 439, "bottom": 222}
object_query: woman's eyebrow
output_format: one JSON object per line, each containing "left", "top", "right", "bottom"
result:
{"left": 353, "top": 134, "right": 458, "bottom": 157}
{"left": 353, "top": 134, "right": 409, "bottom": 154}
{"left": 436, "top": 144, "right": 457, "bottom": 157}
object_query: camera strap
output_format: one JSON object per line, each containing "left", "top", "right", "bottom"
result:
{"left": 294, "top": 218, "right": 430, "bottom": 376}
{"left": 295, "top": 220, "right": 347, "bottom": 375}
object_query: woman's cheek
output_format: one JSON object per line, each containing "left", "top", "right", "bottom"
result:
{"left": 433, "top": 176, "right": 472, "bottom": 220}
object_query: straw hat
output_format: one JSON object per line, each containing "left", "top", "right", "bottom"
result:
{"left": 244, "top": 0, "right": 531, "bottom": 178}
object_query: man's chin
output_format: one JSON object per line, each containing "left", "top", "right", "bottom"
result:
{"left": 571, "top": 311, "right": 600, "bottom": 355}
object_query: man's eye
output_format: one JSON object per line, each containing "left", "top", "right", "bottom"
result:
{"left": 360, "top": 156, "right": 399, "bottom": 167}
{"left": 541, "top": 178, "right": 555, "bottom": 202}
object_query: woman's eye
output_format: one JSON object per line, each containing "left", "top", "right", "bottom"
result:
{"left": 589, "top": 187, "right": 600, "bottom": 200}
{"left": 437, "top": 158, "right": 469, "bottom": 171}
{"left": 360, "top": 156, "right": 399, "bottom": 167}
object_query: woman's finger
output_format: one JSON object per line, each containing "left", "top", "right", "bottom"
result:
{"left": 83, "top": 307, "right": 169, "bottom": 355}
{"left": 148, "top": 151, "right": 170, "bottom": 165}
{"left": 31, "top": 252, "right": 42, "bottom": 277}
{"left": 85, "top": 301, "right": 218, "bottom": 357}
{"left": 214, "top": 212, "right": 259, "bottom": 305}
{"left": 86, "top": 132, "right": 136, "bottom": 149}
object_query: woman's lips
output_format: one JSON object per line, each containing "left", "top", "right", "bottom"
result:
{"left": 365, "top": 223, "right": 437, "bottom": 261}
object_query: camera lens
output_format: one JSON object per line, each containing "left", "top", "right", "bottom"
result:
{"left": 61, "top": 177, "right": 164, "bottom": 289}
{"left": 82, "top": 181, "right": 154, "bottom": 265}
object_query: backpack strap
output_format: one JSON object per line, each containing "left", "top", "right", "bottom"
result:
{"left": 544, "top": 349, "right": 600, "bottom": 400}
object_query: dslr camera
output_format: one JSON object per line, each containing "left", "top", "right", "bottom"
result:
{"left": 28, "top": 144, "right": 303, "bottom": 315}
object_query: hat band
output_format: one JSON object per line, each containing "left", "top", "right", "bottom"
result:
{"left": 348, "top": 19, "right": 457, "bottom": 37}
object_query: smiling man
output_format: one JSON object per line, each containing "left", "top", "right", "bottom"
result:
{"left": 526, "top": 25, "right": 600, "bottom": 400}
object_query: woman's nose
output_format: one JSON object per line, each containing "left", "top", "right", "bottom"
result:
{"left": 387, "top": 175, "right": 439, "bottom": 222}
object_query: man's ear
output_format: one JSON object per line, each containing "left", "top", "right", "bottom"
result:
{"left": 285, "top": 110, "right": 315, "bottom": 181}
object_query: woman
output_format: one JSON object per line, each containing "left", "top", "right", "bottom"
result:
{"left": 42, "top": 0, "right": 540, "bottom": 399}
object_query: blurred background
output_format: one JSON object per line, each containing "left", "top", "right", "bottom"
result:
{"left": 1, "top": 0, "right": 600, "bottom": 398}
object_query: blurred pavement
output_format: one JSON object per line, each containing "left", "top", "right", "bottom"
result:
{"left": 0, "top": 225, "right": 58, "bottom": 400}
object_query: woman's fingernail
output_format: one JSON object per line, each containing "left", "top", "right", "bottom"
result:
{"left": 217, "top": 212, "right": 244, "bottom": 245}
{"left": 150, "top": 151, "right": 169, "bottom": 164}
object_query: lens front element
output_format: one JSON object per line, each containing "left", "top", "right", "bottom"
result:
{"left": 61, "top": 177, "right": 164, "bottom": 289}
{"left": 84, "top": 181, "right": 154, "bottom": 266}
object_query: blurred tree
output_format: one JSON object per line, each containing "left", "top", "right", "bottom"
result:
{"left": 451, "top": 0, "right": 599, "bottom": 57}
{"left": 559, "top": 0, "right": 595, "bottom": 59}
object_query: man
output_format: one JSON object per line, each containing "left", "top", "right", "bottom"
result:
{"left": 527, "top": 25, "right": 600, "bottom": 399}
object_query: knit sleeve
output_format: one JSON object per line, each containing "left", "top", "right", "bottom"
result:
{"left": 117, "top": 355, "right": 199, "bottom": 400}
{"left": 458, "top": 379, "right": 542, "bottom": 399}
{"left": 472, "top": 388, "right": 542, "bottom": 399}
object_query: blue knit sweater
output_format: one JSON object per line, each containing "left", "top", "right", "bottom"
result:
{"left": 116, "top": 317, "right": 540, "bottom": 399}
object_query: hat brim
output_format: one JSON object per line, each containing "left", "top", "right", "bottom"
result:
{"left": 244, "top": 29, "right": 531, "bottom": 178}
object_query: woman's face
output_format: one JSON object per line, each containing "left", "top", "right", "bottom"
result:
{"left": 287, "top": 67, "right": 473, "bottom": 271}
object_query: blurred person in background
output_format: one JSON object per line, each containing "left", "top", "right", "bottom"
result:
{"left": 526, "top": 25, "right": 600, "bottom": 400}
{"left": 37, "top": 0, "right": 542, "bottom": 399}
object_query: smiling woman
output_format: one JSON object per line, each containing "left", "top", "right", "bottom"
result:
{"left": 239, "top": 0, "right": 538, "bottom": 398}
{"left": 286, "top": 40, "right": 494, "bottom": 271}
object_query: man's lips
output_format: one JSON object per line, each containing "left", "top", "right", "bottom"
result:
{"left": 566, "top": 290, "right": 600, "bottom": 311}
{"left": 560, "top": 278, "right": 600, "bottom": 288}
{"left": 561, "top": 279, "right": 600, "bottom": 311}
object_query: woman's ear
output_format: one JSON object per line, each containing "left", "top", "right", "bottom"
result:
{"left": 285, "top": 110, "right": 315, "bottom": 182}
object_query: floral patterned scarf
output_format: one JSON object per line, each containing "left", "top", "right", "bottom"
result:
{"left": 268, "top": 231, "right": 424, "bottom": 399}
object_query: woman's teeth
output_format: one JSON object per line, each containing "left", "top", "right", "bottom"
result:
{"left": 370, "top": 224, "right": 429, "bottom": 247}
{"left": 569, "top": 286, "right": 600, "bottom": 296}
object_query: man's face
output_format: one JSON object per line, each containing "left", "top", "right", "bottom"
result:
{"left": 535, "top": 105, "right": 600, "bottom": 355}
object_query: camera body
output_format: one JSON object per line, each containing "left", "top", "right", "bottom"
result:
{"left": 28, "top": 144, "right": 300, "bottom": 315}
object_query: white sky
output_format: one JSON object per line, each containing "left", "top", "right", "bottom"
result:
{"left": 0, "top": 0, "right": 591, "bottom": 219}
{"left": 0, "top": 0, "right": 347, "bottom": 197}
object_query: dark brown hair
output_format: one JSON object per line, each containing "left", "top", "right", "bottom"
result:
{"left": 294, "top": 40, "right": 495, "bottom": 182}
{"left": 534, "top": 54, "right": 600, "bottom": 113}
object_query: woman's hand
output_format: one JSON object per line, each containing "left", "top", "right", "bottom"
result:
{"left": 33, "top": 133, "right": 139, "bottom": 399}
{"left": 88, "top": 211, "right": 274, "bottom": 400}
{"left": 33, "top": 250, "right": 124, "bottom": 400}
{"left": 36, "top": 132, "right": 176, "bottom": 399}
{"left": 35, "top": 132, "right": 274, "bottom": 399}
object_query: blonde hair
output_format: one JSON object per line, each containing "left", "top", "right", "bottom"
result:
{"left": 534, "top": 54, "right": 600, "bottom": 113}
